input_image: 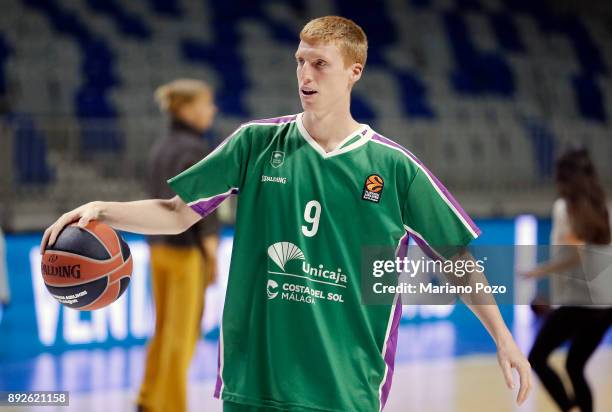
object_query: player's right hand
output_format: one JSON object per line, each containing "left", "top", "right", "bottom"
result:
{"left": 40, "top": 202, "right": 103, "bottom": 254}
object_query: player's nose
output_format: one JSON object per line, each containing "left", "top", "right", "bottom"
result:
{"left": 298, "top": 62, "right": 314, "bottom": 83}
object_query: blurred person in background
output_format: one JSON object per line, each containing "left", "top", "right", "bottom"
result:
{"left": 137, "top": 79, "right": 220, "bottom": 412}
{"left": 523, "top": 147, "right": 612, "bottom": 412}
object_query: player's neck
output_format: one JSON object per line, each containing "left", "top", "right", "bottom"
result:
{"left": 302, "top": 109, "right": 361, "bottom": 153}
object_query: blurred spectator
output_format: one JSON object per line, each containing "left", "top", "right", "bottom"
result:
{"left": 137, "top": 79, "right": 220, "bottom": 412}
{"left": 523, "top": 147, "right": 612, "bottom": 412}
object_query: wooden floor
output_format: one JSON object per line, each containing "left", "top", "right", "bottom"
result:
{"left": 5, "top": 348, "right": 610, "bottom": 412}
{"left": 385, "top": 349, "right": 612, "bottom": 412}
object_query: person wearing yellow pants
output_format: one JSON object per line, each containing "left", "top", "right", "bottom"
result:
{"left": 137, "top": 79, "right": 220, "bottom": 412}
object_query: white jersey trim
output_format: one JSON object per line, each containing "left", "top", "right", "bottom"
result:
{"left": 296, "top": 113, "right": 372, "bottom": 159}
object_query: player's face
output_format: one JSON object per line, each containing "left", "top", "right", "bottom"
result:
{"left": 295, "top": 41, "right": 362, "bottom": 114}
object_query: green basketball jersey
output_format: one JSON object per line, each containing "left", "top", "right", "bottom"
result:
{"left": 168, "top": 113, "right": 480, "bottom": 412}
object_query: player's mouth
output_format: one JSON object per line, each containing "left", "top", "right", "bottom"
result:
{"left": 300, "top": 88, "right": 317, "bottom": 96}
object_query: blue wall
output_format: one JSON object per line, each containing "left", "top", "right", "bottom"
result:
{"left": 0, "top": 217, "right": 551, "bottom": 361}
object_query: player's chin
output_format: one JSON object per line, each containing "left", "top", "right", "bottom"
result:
{"left": 299, "top": 98, "right": 316, "bottom": 111}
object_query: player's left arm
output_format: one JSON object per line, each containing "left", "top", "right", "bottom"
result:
{"left": 467, "top": 303, "right": 532, "bottom": 406}
{"left": 448, "top": 249, "right": 532, "bottom": 405}
{"left": 401, "top": 162, "right": 532, "bottom": 405}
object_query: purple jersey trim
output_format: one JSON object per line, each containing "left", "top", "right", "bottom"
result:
{"left": 371, "top": 134, "right": 481, "bottom": 237}
{"left": 379, "top": 232, "right": 409, "bottom": 410}
{"left": 189, "top": 189, "right": 239, "bottom": 217}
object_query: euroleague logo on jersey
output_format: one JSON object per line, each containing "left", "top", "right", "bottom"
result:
{"left": 362, "top": 174, "right": 384, "bottom": 203}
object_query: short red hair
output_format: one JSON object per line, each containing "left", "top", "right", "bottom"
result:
{"left": 300, "top": 16, "right": 368, "bottom": 67}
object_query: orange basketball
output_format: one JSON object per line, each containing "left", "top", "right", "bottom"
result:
{"left": 41, "top": 221, "right": 132, "bottom": 311}
{"left": 366, "top": 174, "right": 384, "bottom": 192}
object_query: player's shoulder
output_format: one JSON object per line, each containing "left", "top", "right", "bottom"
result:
{"left": 217, "top": 114, "right": 299, "bottom": 155}
{"left": 235, "top": 114, "right": 299, "bottom": 135}
{"left": 225, "top": 114, "right": 299, "bottom": 148}
{"left": 367, "top": 130, "right": 422, "bottom": 172}
{"left": 244, "top": 114, "right": 299, "bottom": 126}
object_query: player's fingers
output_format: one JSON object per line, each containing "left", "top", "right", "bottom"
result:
{"left": 516, "top": 364, "right": 532, "bottom": 405}
{"left": 48, "top": 223, "right": 62, "bottom": 247}
{"left": 501, "top": 359, "right": 514, "bottom": 389}
{"left": 48, "top": 213, "right": 76, "bottom": 246}
{"left": 40, "top": 228, "right": 51, "bottom": 254}
{"left": 77, "top": 215, "right": 91, "bottom": 228}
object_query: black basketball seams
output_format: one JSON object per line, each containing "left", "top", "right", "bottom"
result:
{"left": 118, "top": 233, "right": 131, "bottom": 262}
{"left": 46, "top": 226, "right": 111, "bottom": 260}
{"left": 82, "top": 226, "right": 113, "bottom": 258}
{"left": 80, "top": 278, "right": 111, "bottom": 310}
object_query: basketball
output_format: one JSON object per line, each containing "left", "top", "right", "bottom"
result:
{"left": 366, "top": 174, "right": 384, "bottom": 192}
{"left": 41, "top": 221, "right": 132, "bottom": 310}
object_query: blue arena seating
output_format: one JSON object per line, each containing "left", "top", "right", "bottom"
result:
{"left": 10, "top": 114, "right": 54, "bottom": 185}
{"left": 22, "top": 0, "right": 124, "bottom": 153}
{"left": 520, "top": 116, "right": 557, "bottom": 179}
{"left": 490, "top": 13, "right": 525, "bottom": 53}
{"left": 445, "top": 12, "right": 515, "bottom": 96}
{"left": 86, "top": 0, "right": 151, "bottom": 39}
{"left": 573, "top": 74, "right": 607, "bottom": 123}
{"left": 1, "top": 0, "right": 611, "bottom": 188}
{"left": 146, "top": 0, "right": 182, "bottom": 18}
{"left": 394, "top": 70, "right": 435, "bottom": 119}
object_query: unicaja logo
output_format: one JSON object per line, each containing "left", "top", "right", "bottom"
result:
{"left": 267, "top": 241, "right": 349, "bottom": 285}
{"left": 267, "top": 280, "right": 279, "bottom": 299}
{"left": 267, "top": 242, "right": 305, "bottom": 271}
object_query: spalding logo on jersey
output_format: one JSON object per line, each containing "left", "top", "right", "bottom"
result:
{"left": 362, "top": 174, "right": 384, "bottom": 203}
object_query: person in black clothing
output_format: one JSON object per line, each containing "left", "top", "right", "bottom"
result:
{"left": 137, "top": 79, "right": 220, "bottom": 412}
{"left": 523, "top": 147, "right": 612, "bottom": 412}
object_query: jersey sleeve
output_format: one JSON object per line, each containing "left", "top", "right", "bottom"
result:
{"left": 402, "top": 167, "right": 481, "bottom": 259}
{"left": 167, "top": 126, "right": 250, "bottom": 217}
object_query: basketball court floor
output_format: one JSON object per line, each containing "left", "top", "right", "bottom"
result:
{"left": 1, "top": 318, "right": 610, "bottom": 412}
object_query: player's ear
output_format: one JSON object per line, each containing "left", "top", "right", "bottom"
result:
{"left": 349, "top": 63, "right": 363, "bottom": 84}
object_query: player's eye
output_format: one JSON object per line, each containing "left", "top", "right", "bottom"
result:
{"left": 316, "top": 60, "right": 326, "bottom": 67}
{"left": 296, "top": 58, "right": 304, "bottom": 65}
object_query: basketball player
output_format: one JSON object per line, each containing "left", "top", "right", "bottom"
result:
{"left": 41, "top": 16, "right": 531, "bottom": 411}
